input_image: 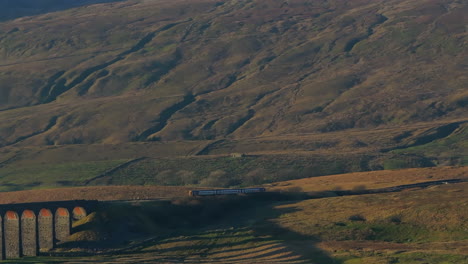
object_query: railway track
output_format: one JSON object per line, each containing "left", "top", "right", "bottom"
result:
{"left": 334, "top": 178, "right": 466, "bottom": 196}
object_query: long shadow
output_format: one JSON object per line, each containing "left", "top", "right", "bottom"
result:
{"left": 250, "top": 202, "right": 342, "bottom": 263}
{"left": 62, "top": 194, "right": 342, "bottom": 263}
{"left": 0, "top": 0, "right": 124, "bottom": 22}
{"left": 23, "top": 180, "right": 468, "bottom": 262}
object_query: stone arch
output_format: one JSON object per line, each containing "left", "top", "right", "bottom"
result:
{"left": 55, "top": 208, "right": 70, "bottom": 242}
{"left": 72, "top": 206, "right": 87, "bottom": 220}
{"left": 38, "top": 209, "right": 53, "bottom": 251}
{"left": 21, "top": 210, "right": 37, "bottom": 256}
{"left": 4, "top": 211, "right": 20, "bottom": 259}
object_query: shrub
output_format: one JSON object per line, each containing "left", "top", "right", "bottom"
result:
{"left": 348, "top": 214, "right": 366, "bottom": 221}
{"left": 352, "top": 185, "right": 367, "bottom": 192}
{"left": 242, "top": 168, "right": 267, "bottom": 186}
{"left": 388, "top": 215, "right": 402, "bottom": 224}
{"left": 199, "top": 170, "right": 239, "bottom": 187}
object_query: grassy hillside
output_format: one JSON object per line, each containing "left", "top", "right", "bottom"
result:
{"left": 0, "top": 121, "right": 466, "bottom": 192}
{"left": 0, "top": 1, "right": 465, "bottom": 263}
{"left": 0, "top": 0, "right": 466, "bottom": 189}
{"left": 6, "top": 169, "right": 466, "bottom": 263}
{"left": 0, "top": 0, "right": 466, "bottom": 142}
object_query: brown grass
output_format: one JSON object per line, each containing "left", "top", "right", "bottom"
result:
{"left": 268, "top": 166, "right": 468, "bottom": 192}
{"left": 318, "top": 240, "right": 468, "bottom": 255}
{"left": 2, "top": 166, "right": 466, "bottom": 204}
{"left": 0, "top": 185, "right": 194, "bottom": 204}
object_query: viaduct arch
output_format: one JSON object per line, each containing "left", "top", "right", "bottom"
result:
{"left": 0, "top": 200, "right": 97, "bottom": 259}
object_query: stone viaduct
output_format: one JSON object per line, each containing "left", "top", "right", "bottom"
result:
{"left": 0, "top": 200, "right": 97, "bottom": 260}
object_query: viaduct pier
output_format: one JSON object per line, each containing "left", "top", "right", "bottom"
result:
{"left": 0, "top": 200, "right": 97, "bottom": 259}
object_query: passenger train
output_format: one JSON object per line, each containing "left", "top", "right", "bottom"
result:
{"left": 189, "top": 187, "right": 266, "bottom": 196}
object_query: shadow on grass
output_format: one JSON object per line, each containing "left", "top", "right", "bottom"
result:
{"left": 55, "top": 193, "right": 341, "bottom": 263}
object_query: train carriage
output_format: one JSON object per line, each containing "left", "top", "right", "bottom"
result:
{"left": 189, "top": 187, "right": 265, "bottom": 196}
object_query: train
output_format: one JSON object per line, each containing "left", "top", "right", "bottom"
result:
{"left": 189, "top": 187, "right": 266, "bottom": 196}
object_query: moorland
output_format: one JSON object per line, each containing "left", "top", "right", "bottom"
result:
{"left": 0, "top": 0, "right": 466, "bottom": 191}
{"left": 0, "top": 0, "right": 466, "bottom": 263}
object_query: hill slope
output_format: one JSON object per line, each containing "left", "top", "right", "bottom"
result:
{"left": 0, "top": 0, "right": 466, "bottom": 190}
